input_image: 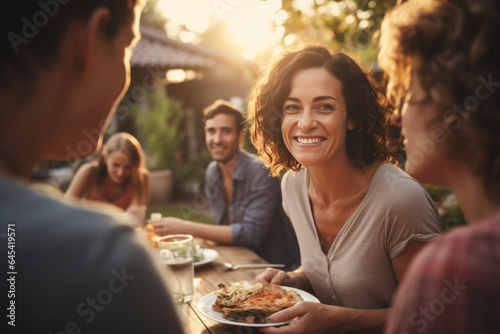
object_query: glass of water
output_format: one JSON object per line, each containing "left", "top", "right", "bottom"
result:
{"left": 157, "top": 234, "right": 194, "bottom": 303}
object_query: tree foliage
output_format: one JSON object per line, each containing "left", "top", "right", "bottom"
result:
{"left": 140, "top": 0, "right": 168, "bottom": 32}
{"left": 278, "top": 0, "right": 397, "bottom": 68}
{"left": 133, "top": 91, "right": 185, "bottom": 171}
{"left": 194, "top": 0, "right": 398, "bottom": 69}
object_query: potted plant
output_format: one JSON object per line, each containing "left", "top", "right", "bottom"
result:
{"left": 133, "top": 89, "right": 185, "bottom": 205}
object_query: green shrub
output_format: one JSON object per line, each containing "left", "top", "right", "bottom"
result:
{"left": 134, "top": 90, "right": 185, "bottom": 171}
{"left": 440, "top": 203, "right": 467, "bottom": 232}
{"left": 174, "top": 151, "right": 212, "bottom": 189}
{"left": 423, "top": 184, "right": 452, "bottom": 204}
{"left": 422, "top": 184, "right": 467, "bottom": 231}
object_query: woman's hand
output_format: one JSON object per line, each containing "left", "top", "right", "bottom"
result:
{"left": 150, "top": 217, "right": 186, "bottom": 236}
{"left": 261, "top": 302, "right": 387, "bottom": 334}
{"left": 255, "top": 267, "right": 310, "bottom": 290}
{"left": 259, "top": 301, "right": 337, "bottom": 334}
{"left": 255, "top": 268, "right": 289, "bottom": 285}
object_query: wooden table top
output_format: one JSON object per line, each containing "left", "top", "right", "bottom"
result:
{"left": 179, "top": 238, "right": 272, "bottom": 334}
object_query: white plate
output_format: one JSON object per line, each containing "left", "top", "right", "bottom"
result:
{"left": 194, "top": 248, "right": 219, "bottom": 267}
{"left": 196, "top": 286, "right": 319, "bottom": 327}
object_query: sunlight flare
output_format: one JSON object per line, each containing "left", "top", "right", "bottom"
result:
{"left": 157, "top": 0, "right": 283, "bottom": 60}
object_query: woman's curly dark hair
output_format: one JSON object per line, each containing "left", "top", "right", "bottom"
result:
{"left": 248, "top": 45, "right": 401, "bottom": 176}
{"left": 379, "top": 0, "right": 500, "bottom": 202}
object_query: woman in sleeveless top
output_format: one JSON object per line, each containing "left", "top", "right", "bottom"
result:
{"left": 65, "top": 132, "right": 149, "bottom": 214}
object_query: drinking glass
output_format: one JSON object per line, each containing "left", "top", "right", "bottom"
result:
{"left": 157, "top": 234, "right": 194, "bottom": 303}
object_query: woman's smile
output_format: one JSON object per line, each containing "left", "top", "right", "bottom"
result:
{"left": 294, "top": 136, "right": 327, "bottom": 144}
{"left": 281, "top": 68, "right": 353, "bottom": 167}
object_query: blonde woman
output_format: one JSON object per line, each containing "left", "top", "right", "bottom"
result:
{"left": 65, "top": 132, "right": 150, "bottom": 212}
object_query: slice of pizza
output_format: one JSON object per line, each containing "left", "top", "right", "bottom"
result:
{"left": 237, "top": 287, "right": 302, "bottom": 311}
{"left": 222, "top": 306, "right": 268, "bottom": 323}
{"left": 212, "top": 283, "right": 303, "bottom": 323}
{"left": 212, "top": 282, "right": 265, "bottom": 311}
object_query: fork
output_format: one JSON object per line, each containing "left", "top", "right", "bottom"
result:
{"left": 213, "top": 262, "right": 285, "bottom": 271}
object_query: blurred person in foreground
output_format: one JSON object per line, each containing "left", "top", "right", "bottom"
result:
{"left": 65, "top": 132, "right": 150, "bottom": 222}
{"left": 379, "top": 0, "right": 500, "bottom": 333}
{"left": 247, "top": 45, "right": 441, "bottom": 333}
{"left": 150, "top": 100, "right": 300, "bottom": 270}
{"left": 0, "top": 1, "right": 183, "bottom": 333}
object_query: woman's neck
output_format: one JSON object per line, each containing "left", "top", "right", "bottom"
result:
{"left": 307, "top": 159, "right": 377, "bottom": 207}
{"left": 449, "top": 172, "right": 500, "bottom": 223}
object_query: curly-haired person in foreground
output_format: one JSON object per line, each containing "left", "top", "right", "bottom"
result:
{"left": 248, "top": 45, "right": 441, "bottom": 333}
{"left": 379, "top": 0, "right": 500, "bottom": 333}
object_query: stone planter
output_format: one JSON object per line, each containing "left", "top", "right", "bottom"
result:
{"left": 149, "top": 169, "right": 173, "bottom": 205}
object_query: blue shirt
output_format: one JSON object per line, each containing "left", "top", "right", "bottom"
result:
{"left": 0, "top": 178, "right": 184, "bottom": 333}
{"left": 205, "top": 150, "right": 300, "bottom": 270}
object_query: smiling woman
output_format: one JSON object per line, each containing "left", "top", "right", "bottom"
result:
{"left": 281, "top": 68, "right": 355, "bottom": 168}
{"left": 65, "top": 132, "right": 150, "bottom": 213}
{"left": 247, "top": 45, "right": 442, "bottom": 334}
{"left": 250, "top": 47, "right": 401, "bottom": 175}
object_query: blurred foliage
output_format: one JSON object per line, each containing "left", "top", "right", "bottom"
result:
{"left": 161, "top": 0, "right": 398, "bottom": 69}
{"left": 242, "top": 125, "right": 257, "bottom": 155}
{"left": 441, "top": 204, "right": 467, "bottom": 232}
{"left": 140, "top": 0, "right": 168, "bottom": 32}
{"left": 423, "top": 184, "right": 452, "bottom": 205}
{"left": 423, "top": 184, "right": 467, "bottom": 232}
{"left": 132, "top": 91, "right": 216, "bottom": 195}
{"left": 174, "top": 151, "right": 213, "bottom": 188}
{"left": 133, "top": 91, "right": 185, "bottom": 171}
{"left": 278, "top": 0, "right": 397, "bottom": 68}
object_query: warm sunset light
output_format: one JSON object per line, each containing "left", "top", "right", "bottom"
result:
{"left": 226, "top": 16, "right": 277, "bottom": 59}
{"left": 157, "top": 0, "right": 283, "bottom": 59}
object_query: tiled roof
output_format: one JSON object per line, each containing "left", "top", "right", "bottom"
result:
{"left": 131, "top": 27, "right": 256, "bottom": 73}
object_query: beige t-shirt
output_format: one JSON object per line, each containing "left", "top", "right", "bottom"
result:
{"left": 282, "top": 163, "right": 441, "bottom": 309}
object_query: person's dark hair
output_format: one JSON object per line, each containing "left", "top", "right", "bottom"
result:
{"left": 0, "top": 0, "right": 138, "bottom": 92}
{"left": 248, "top": 45, "right": 401, "bottom": 176}
{"left": 203, "top": 99, "right": 246, "bottom": 134}
{"left": 379, "top": 0, "right": 500, "bottom": 201}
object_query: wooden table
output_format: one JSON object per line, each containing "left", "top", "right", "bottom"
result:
{"left": 179, "top": 238, "right": 271, "bottom": 334}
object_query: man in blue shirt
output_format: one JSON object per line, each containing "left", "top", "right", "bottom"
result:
{"left": 152, "top": 100, "right": 300, "bottom": 270}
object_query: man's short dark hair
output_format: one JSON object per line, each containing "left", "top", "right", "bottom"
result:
{"left": 0, "top": 0, "right": 138, "bottom": 91}
{"left": 203, "top": 99, "right": 246, "bottom": 134}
